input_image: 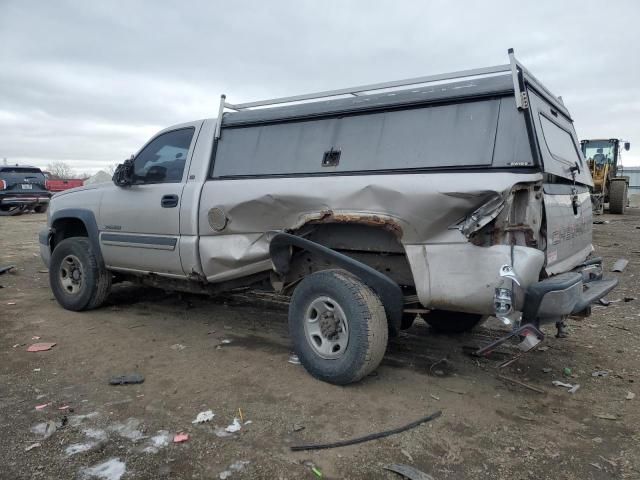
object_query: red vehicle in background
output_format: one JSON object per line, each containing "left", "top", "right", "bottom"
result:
{"left": 44, "top": 178, "right": 84, "bottom": 192}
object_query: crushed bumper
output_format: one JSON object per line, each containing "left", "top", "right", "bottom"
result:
{"left": 522, "top": 258, "right": 618, "bottom": 324}
{"left": 0, "top": 195, "right": 50, "bottom": 206}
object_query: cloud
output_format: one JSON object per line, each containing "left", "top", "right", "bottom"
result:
{"left": 1, "top": 0, "right": 639, "bottom": 173}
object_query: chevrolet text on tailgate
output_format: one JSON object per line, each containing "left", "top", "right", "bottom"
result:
{"left": 40, "top": 49, "right": 617, "bottom": 384}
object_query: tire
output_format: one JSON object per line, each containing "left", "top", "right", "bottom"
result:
{"left": 49, "top": 237, "right": 112, "bottom": 311}
{"left": 34, "top": 204, "right": 48, "bottom": 214}
{"left": 0, "top": 204, "right": 26, "bottom": 216}
{"left": 425, "top": 310, "right": 485, "bottom": 334}
{"left": 609, "top": 180, "right": 627, "bottom": 214}
{"left": 288, "top": 269, "right": 388, "bottom": 385}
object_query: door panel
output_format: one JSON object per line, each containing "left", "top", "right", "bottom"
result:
{"left": 98, "top": 124, "right": 201, "bottom": 276}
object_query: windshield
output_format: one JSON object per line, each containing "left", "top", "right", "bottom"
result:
{"left": 582, "top": 140, "right": 615, "bottom": 166}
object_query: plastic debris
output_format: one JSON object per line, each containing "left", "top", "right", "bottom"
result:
{"left": 384, "top": 464, "right": 435, "bottom": 480}
{"left": 31, "top": 336, "right": 41, "bottom": 340}
{"left": 143, "top": 430, "right": 171, "bottom": 453}
{"left": 7, "top": 301, "right": 16, "bottom": 305}
{"left": 173, "top": 432, "right": 189, "bottom": 443}
{"left": 288, "top": 354, "right": 301, "bottom": 365}
{"left": 24, "top": 443, "right": 41, "bottom": 452}
{"left": 27, "top": 342, "right": 56, "bottom": 352}
{"left": 563, "top": 367, "right": 572, "bottom": 376}
{"left": 35, "top": 402, "right": 52, "bottom": 410}
{"left": 311, "top": 466, "right": 323, "bottom": 478}
{"left": 292, "top": 424, "right": 305, "bottom": 432}
{"left": 627, "top": 392, "right": 636, "bottom": 400}
{"left": 58, "top": 405, "right": 71, "bottom": 410}
{"left": 219, "top": 461, "right": 250, "bottom": 479}
{"left": 66, "top": 442, "right": 96, "bottom": 456}
{"left": 221, "top": 339, "right": 232, "bottom": 344}
{"left": 594, "top": 413, "right": 618, "bottom": 420}
{"left": 192, "top": 410, "right": 215, "bottom": 424}
{"left": 225, "top": 418, "right": 242, "bottom": 433}
{"left": 542, "top": 368, "right": 552, "bottom": 373}
{"left": 109, "top": 373, "right": 145, "bottom": 385}
{"left": 109, "top": 418, "right": 145, "bottom": 441}
{"left": 31, "top": 419, "right": 61, "bottom": 439}
{"left": 33, "top": 368, "right": 41, "bottom": 372}
{"left": 611, "top": 258, "right": 628, "bottom": 272}
{"left": 592, "top": 370, "right": 609, "bottom": 377}
{"left": 552, "top": 380, "right": 574, "bottom": 388}
{"left": 170, "top": 343, "right": 186, "bottom": 351}
{"left": 80, "top": 458, "right": 126, "bottom": 480}
{"left": 568, "top": 384, "right": 580, "bottom": 394}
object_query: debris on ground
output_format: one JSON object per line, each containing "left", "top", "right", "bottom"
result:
{"left": 593, "top": 220, "right": 609, "bottom": 224}
{"left": 109, "top": 418, "right": 145, "bottom": 441}
{"left": 225, "top": 418, "right": 242, "bottom": 433}
{"left": 108, "top": 373, "right": 145, "bottom": 385}
{"left": 31, "top": 335, "right": 40, "bottom": 340}
{"left": 24, "top": 443, "right": 41, "bottom": 452}
{"left": 592, "top": 370, "right": 609, "bottom": 377}
{"left": 35, "top": 402, "right": 52, "bottom": 410}
{"left": 142, "top": 430, "right": 171, "bottom": 453}
{"left": 170, "top": 343, "right": 186, "bottom": 351}
{"left": 66, "top": 442, "right": 97, "bottom": 456}
{"left": 288, "top": 354, "right": 301, "bottom": 365}
{"left": 599, "top": 298, "right": 611, "bottom": 306}
{"left": 552, "top": 380, "right": 580, "bottom": 394}
{"left": 384, "top": 463, "right": 435, "bottom": 480}
{"left": 611, "top": 258, "right": 629, "bottom": 272}
{"left": 290, "top": 411, "right": 442, "bottom": 451}
{"left": 594, "top": 413, "right": 618, "bottom": 420}
{"left": 400, "top": 449, "right": 414, "bottom": 462}
{"left": 79, "top": 458, "right": 126, "bottom": 480}
{"left": 0, "top": 265, "right": 15, "bottom": 275}
{"left": 624, "top": 296, "right": 635, "bottom": 302}
{"left": 192, "top": 410, "right": 215, "bottom": 424}
{"left": 221, "top": 339, "right": 232, "bottom": 344}
{"left": 498, "top": 375, "right": 545, "bottom": 394}
{"left": 568, "top": 384, "right": 580, "bottom": 394}
{"left": 292, "top": 424, "right": 305, "bottom": 432}
{"left": 219, "top": 460, "right": 250, "bottom": 479}
{"left": 626, "top": 392, "right": 636, "bottom": 400}
{"left": 31, "top": 419, "right": 62, "bottom": 439}
{"left": 173, "top": 432, "right": 189, "bottom": 443}
{"left": 27, "top": 342, "right": 56, "bottom": 352}
{"left": 542, "top": 368, "right": 552, "bottom": 373}
{"left": 7, "top": 301, "right": 16, "bottom": 305}
{"left": 563, "top": 367, "right": 572, "bottom": 376}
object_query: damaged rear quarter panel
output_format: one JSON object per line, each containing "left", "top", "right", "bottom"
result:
{"left": 198, "top": 172, "right": 544, "bottom": 311}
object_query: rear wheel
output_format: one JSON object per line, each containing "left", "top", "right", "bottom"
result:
{"left": 50, "top": 237, "right": 112, "bottom": 311}
{"left": 288, "top": 270, "right": 388, "bottom": 385}
{"left": 425, "top": 310, "right": 485, "bottom": 334}
{"left": 609, "top": 180, "right": 627, "bottom": 214}
{"left": 34, "top": 204, "right": 48, "bottom": 214}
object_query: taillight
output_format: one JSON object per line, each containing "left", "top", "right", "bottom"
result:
{"left": 0, "top": 180, "right": 6, "bottom": 190}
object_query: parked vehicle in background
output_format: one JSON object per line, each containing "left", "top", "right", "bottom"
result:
{"left": 45, "top": 178, "right": 85, "bottom": 193}
{"left": 39, "top": 49, "right": 618, "bottom": 384}
{"left": 580, "top": 138, "right": 631, "bottom": 214}
{"left": 0, "top": 165, "right": 50, "bottom": 215}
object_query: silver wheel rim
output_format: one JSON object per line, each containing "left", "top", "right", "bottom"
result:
{"left": 59, "top": 254, "right": 84, "bottom": 295}
{"left": 304, "top": 296, "right": 349, "bottom": 359}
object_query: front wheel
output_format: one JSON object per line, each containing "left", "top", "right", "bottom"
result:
{"left": 288, "top": 270, "right": 388, "bottom": 385}
{"left": 425, "top": 310, "right": 485, "bottom": 334}
{"left": 49, "top": 237, "right": 112, "bottom": 311}
{"left": 608, "top": 180, "right": 627, "bottom": 214}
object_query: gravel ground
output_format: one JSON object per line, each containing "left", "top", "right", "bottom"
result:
{"left": 1, "top": 211, "right": 639, "bottom": 479}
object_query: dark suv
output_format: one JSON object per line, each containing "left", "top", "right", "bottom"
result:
{"left": 0, "top": 165, "right": 51, "bottom": 216}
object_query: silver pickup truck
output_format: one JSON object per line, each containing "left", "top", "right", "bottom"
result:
{"left": 40, "top": 50, "right": 617, "bottom": 384}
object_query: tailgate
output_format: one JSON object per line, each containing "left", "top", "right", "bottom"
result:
{"left": 543, "top": 185, "right": 592, "bottom": 274}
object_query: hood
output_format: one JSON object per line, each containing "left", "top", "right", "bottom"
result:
{"left": 52, "top": 182, "right": 110, "bottom": 198}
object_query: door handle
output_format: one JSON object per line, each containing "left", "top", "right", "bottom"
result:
{"left": 161, "top": 194, "right": 179, "bottom": 208}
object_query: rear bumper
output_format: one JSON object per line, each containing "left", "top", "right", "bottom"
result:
{"left": 522, "top": 258, "right": 618, "bottom": 324}
{"left": 0, "top": 193, "right": 51, "bottom": 206}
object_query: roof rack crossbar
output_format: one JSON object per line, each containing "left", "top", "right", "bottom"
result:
{"left": 227, "top": 63, "right": 511, "bottom": 111}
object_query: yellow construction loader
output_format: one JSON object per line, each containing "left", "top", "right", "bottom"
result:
{"left": 580, "top": 139, "right": 631, "bottom": 214}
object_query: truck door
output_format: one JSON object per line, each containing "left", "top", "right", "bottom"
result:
{"left": 98, "top": 123, "right": 201, "bottom": 276}
{"left": 527, "top": 89, "right": 593, "bottom": 274}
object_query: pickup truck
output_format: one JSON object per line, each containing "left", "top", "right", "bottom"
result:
{"left": 40, "top": 50, "right": 618, "bottom": 384}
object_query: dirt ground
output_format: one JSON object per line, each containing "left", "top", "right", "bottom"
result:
{"left": 1, "top": 211, "right": 639, "bottom": 480}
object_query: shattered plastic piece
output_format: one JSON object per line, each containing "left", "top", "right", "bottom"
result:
{"left": 80, "top": 458, "right": 126, "bottom": 480}
{"left": 173, "top": 432, "right": 189, "bottom": 443}
{"left": 143, "top": 430, "right": 171, "bottom": 453}
{"left": 109, "top": 373, "right": 145, "bottom": 385}
{"left": 563, "top": 367, "right": 572, "bottom": 376}
{"left": 31, "top": 419, "right": 60, "bottom": 439}
{"left": 568, "top": 384, "right": 580, "bottom": 394}
{"left": 192, "top": 410, "right": 215, "bottom": 424}
{"left": 626, "top": 392, "right": 636, "bottom": 400}
{"left": 109, "top": 418, "right": 145, "bottom": 441}
{"left": 594, "top": 413, "right": 618, "bottom": 420}
{"left": 225, "top": 418, "right": 242, "bottom": 433}
{"left": 288, "top": 354, "right": 301, "bottom": 365}
{"left": 31, "top": 336, "right": 41, "bottom": 340}
{"left": 592, "top": 370, "right": 609, "bottom": 377}
{"left": 611, "top": 258, "right": 629, "bottom": 272}
{"left": 552, "top": 380, "right": 574, "bottom": 389}
{"left": 221, "top": 339, "right": 232, "bottom": 344}
{"left": 27, "top": 342, "right": 56, "bottom": 352}
{"left": 66, "top": 442, "right": 96, "bottom": 456}
{"left": 58, "top": 405, "right": 71, "bottom": 410}
{"left": 311, "top": 467, "right": 323, "bottom": 478}
{"left": 170, "top": 343, "right": 186, "bottom": 351}
{"left": 33, "top": 368, "right": 41, "bottom": 372}
{"left": 24, "top": 443, "right": 41, "bottom": 452}
{"left": 7, "top": 301, "right": 16, "bottom": 305}
{"left": 35, "top": 402, "right": 52, "bottom": 410}
{"left": 384, "top": 463, "right": 435, "bottom": 480}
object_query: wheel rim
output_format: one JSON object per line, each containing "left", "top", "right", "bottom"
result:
{"left": 304, "top": 296, "right": 349, "bottom": 359}
{"left": 59, "top": 254, "right": 84, "bottom": 295}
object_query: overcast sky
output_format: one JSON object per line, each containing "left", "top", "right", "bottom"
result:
{"left": 1, "top": 0, "right": 639, "bottom": 174}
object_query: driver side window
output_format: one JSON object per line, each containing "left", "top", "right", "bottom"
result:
{"left": 132, "top": 127, "right": 195, "bottom": 184}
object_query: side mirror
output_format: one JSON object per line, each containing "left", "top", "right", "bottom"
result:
{"left": 113, "top": 158, "right": 134, "bottom": 187}
{"left": 624, "top": 142, "right": 631, "bottom": 151}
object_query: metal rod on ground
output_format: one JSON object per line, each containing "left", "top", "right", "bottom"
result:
{"left": 290, "top": 411, "right": 442, "bottom": 451}
{"left": 497, "top": 375, "right": 545, "bottom": 394}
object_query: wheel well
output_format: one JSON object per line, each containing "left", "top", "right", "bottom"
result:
{"left": 51, "top": 218, "right": 88, "bottom": 250}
